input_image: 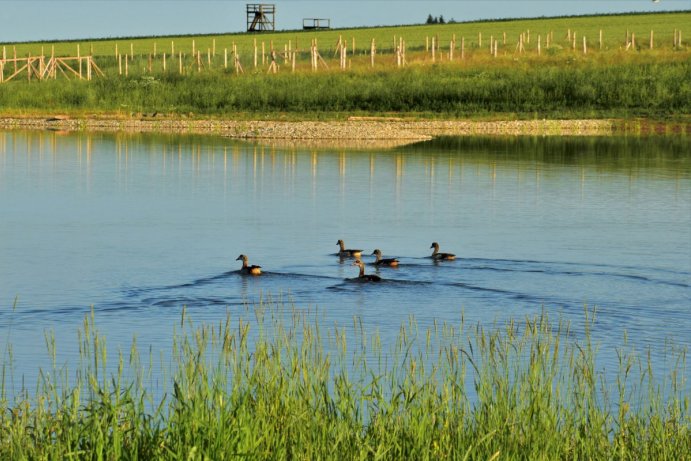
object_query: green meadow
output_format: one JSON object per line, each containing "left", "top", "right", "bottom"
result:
{"left": 0, "top": 12, "right": 689, "bottom": 119}
{"left": 4, "top": 12, "right": 690, "bottom": 59}
{"left": 1, "top": 304, "right": 689, "bottom": 459}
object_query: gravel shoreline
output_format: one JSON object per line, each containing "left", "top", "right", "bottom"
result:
{"left": 0, "top": 117, "right": 617, "bottom": 146}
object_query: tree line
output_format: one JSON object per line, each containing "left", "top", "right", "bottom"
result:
{"left": 426, "top": 14, "right": 456, "bottom": 24}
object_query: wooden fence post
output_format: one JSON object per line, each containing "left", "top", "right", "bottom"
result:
{"left": 370, "top": 38, "right": 375, "bottom": 67}
{"left": 538, "top": 35, "right": 541, "bottom": 55}
{"left": 253, "top": 39, "right": 257, "bottom": 68}
{"left": 599, "top": 30, "right": 602, "bottom": 50}
{"left": 77, "top": 44, "right": 82, "bottom": 79}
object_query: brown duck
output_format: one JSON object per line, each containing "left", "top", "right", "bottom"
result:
{"left": 352, "top": 259, "right": 381, "bottom": 282}
{"left": 236, "top": 254, "right": 262, "bottom": 275}
{"left": 337, "top": 239, "right": 362, "bottom": 258}
{"left": 371, "top": 249, "right": 400, "bottom": 267}
{"left": 430, "top": 242, "right": 456, "bottom": 260}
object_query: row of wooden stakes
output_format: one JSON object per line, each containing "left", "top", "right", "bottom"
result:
{"left": 0, "top": 28, "right": 685, "bottom": 82}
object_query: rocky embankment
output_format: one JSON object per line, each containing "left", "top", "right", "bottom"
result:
{"left": 0, "top": 116, "right": 617, "bottom": 147}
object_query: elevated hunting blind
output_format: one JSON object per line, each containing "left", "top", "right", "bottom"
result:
{"left": 247, "top": 4, "right": 275, "bottom": 32}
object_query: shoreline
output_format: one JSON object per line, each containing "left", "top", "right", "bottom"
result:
{"left": 0, "top": 117, "right": 687, "bottom": 147}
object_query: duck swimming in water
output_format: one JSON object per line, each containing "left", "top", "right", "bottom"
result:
{"left": 337, "top": 239, "right": 362, "bottom": 258}
{"left": 430, "top": 242, "right": 456, "bottom": 260}
{"left": 352, "top": 259, "right": 381, "bottom": 282}
{"left": 371, "top": 249, "right": 400, "bottom": 267}
{"left": 236, "top": 254, "right": 262, "bottom": 275}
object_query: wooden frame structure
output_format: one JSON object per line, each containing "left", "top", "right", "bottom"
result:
{"left": 0, "top": 55, "right": 104, "bottom": 83}
{"left": 247, "top": 4, "right": 275, "bottom": 32}
{"left": 303, "top": 18, "right": 330, "bottom": 30}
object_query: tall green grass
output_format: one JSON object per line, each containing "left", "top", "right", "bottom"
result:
{"left": 0, "top": 56, "right": 688, "bottom": 119}
{"left": 1, "top": 304, "right": 688, "bottom": 459}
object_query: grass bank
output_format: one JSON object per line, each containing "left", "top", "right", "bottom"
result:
{"left": 0, "top": 12, "right": 689, "bottom": 121}
{"left": 0, "top": 56, "right": 689, "bottom": 120}
{"left": 1, "top": 304, "right": 688, "bottom": 459}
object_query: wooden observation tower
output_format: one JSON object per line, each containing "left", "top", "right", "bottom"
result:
{"left": 247, "top": 4, "right": 275, "bottom": 32}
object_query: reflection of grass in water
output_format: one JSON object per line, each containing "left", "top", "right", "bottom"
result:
{"left": 0, "top": 304, "right": 688, "bottom": 459}
{"left": 401, "top": 135, "right": 691, "bottom": 176}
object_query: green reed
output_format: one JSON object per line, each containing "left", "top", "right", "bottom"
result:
{"left": 0, "top": 303, "right": 688, "bottom": 460}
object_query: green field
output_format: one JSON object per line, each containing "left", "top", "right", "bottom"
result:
{"left": 0, "top": 12, "right": 689, "bottom": 120}
{"left": 4, "top": 12, "right": 689, "bottom": 59}
{"left": 1, "top": 304, "right": 688, "bottom": 459}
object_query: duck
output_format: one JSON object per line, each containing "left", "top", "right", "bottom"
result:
{"left": 337, "top": 239, "right": 362, "bottom": 258}
{"left": 430, "top": 242, "right": 456, "bottom": 260}
{"left": 351, "top": 259, "right": 382, "bottom": 282}
{"left": 371, "top": 249, "right": 400, "bottom": 267}
{"left": 236, "top": 254, "right": 262, "bottom": 275}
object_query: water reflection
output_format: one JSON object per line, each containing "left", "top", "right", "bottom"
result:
{"left": 3, "top": 131, "right": 687, "bottom": 186}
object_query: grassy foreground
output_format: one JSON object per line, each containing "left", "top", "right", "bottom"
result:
{"left": 1, "top": 304, "right": 688, "bottom": 460}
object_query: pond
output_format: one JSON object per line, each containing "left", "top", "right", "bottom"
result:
{"left": 0, "top": 130, "right": 689, "bottom": 394}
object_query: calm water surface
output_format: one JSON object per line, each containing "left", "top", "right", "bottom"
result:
{"left": 1, "top": 131, "right": 689, "bottom": 393}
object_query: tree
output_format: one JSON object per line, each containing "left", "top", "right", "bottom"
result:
{"left": 439, "top": 15, "right": 446, "bottom": 24}
{"left": 426, "top": 14, "right": 434, "bottom": 24}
